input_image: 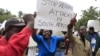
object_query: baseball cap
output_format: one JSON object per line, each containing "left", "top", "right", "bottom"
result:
{"left": 5, "top": 17, "right": 25, "bottom": 28}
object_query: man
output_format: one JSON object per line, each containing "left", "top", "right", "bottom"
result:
{"left": 0, "top": 13, "right": 36, "bottom": 56}
{"left": 86, "top": 27, "right": 100, "bottom": 56}
{"left": 67, "top": 14, "right": 92, "bottom": 56}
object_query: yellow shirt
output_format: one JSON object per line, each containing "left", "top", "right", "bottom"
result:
{"left": 72, "top": 37, "right": 92, "bottom": 56}
{"left": 68, "top": 29, "right": 92, "bottom": 56}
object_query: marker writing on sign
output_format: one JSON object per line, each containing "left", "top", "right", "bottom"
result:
{"left": 58, "top": 2, "right": 73, "bottom": 11}
{"left": 41, "top": 0, "right": 58, "bottom": 7}
{"left": 38, "top": 20, "right": 54, "bottom": 27}
{"left": 41, "top": 0, "right": 73, "bottom": 10}
{"left": 56, "top": 22, "right": 67, "bottom": 28}
{"left": 49, "top": 8, "right": 72, "bottom": 18}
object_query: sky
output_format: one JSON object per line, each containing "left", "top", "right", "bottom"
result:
{"left": 0, "top": 0, "right": 100, "bottom": 19}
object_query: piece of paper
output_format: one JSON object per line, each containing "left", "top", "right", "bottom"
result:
{"left": 35, "top": 0, "right": 74, "bottom": 31}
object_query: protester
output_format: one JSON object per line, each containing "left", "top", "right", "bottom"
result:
{"left": 32, "top": 25, "right": 69, "bottom": 56}
{"left": 52, "top": 31, "right": 66, "bottom": 56}
{"left": 86, "top": 27, "right": 100, "bottom": 56}
{"left": 0, "top": 13, "right": 36, "bottom": 56}
{"left": 67, "top": 14, "right": 92, "bottom": 56}
{"left": 61, "top": 32, "right": 71, "bottom": 56}
{"left": 55, "top": 39, "right": 66, "bottom": 56}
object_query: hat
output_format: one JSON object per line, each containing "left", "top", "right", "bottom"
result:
{"left": 5, "top": 17, "right": 25, "bottom": 28}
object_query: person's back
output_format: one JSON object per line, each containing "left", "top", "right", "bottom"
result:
{"left": 0, "top": 28, "right": 32, "bottom": 56}
{"left": 0, "top": 13, "right": 36, "bottom": 56}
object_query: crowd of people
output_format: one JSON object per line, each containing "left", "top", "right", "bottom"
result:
{"left": 0, "top": 12, "right": 100, "bottom": 56}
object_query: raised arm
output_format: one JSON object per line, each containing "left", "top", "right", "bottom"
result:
{"left": 23, "top": 12, "right": 36, "bottom": 31}
{"left": 7, "top": 13, "right": 37, "bottom": 56}
{"left": 66, "top": 14, "right": 77, "bottom": 43}
{"left": 24, "top": 12, "right": 38, "bottom": 35}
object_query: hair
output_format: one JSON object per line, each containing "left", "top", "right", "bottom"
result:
{"left": 38, "top": 29, "right": 52, "bottom": 36}
{"left": 78, "top": 26, "right": 86, "bottom": 31}
{"left": 5, "top": 26, "right": 16, "bottom": 32}
{"left": 89, "top": 27, "right": 94, "bottom": 31}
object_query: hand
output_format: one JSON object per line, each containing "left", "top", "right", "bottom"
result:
{"left": 23, "top": 12, "right": 37, "bottom": 30}
{"left": 23, "top": 12, "right": 37, "bottom": 24}
{"left": 33, "top": 12, "right": 36, "bottom": 18}
{"left": 68, "top": 14, "right": 77, "bottom": 29}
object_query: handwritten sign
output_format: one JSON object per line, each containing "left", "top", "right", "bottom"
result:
{"left": 35, "top": 0, "right": 74, "bottom": 31}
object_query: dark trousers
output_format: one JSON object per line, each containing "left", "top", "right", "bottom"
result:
{"left": 92, "top": 52, "right": 95, "bottom": 56}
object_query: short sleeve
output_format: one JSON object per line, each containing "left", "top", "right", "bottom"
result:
{"left": 32, "top": 35, "right": 42, "bottom": 44}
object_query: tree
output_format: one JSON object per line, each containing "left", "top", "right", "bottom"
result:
{"left": 0, "top": 8, "right": 16, "bottom": 23}
{"left": 0, "top": 8, "right": 5, "bottom": 15}
{"left": 18, "top": 11, "right": 23, "bottom": 18}
{"left": 75, "top": 6, "right": 100, "bottom": 30}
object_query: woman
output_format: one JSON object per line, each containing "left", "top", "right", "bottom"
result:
{"left": 32, "top": 29, "right": 68, "bottom": 56}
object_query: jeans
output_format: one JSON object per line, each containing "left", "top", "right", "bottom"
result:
{"left": 55, "top": 51, "right": 65, "bottom": 56}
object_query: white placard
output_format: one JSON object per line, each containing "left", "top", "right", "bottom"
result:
{"left": 35, "top": 0, "right": 74, "bottom": 31}
{"left": 87, "top": 20, "right": 100, "bottom": 32}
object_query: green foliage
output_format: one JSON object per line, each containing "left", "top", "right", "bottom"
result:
{"left": 75, "top": 6, "right": 100, "bottom": 30}
{"left": 0, "top": 8, "right": 16, "bottom": 23}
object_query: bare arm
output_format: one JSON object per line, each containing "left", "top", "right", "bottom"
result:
{"left": 23, "top": 13, "right": 36, "bottom": 30}
{"left": 66, "top": 14, "right": 77, "bottom": 43}
{"left": 67, "top": 25, "right": 75, "bottom": 43}
{"left": 23, "top": 12, "right": 37, "bottom": 34}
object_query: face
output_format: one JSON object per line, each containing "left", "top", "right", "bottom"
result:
{"left": 43, "top": 30, "right": 51, "bottom": 39}
{"left": 89, "top": 29, "right": 94, "bottom": 34}
{"left": 78, "top": 26, "right": 87, "bottom": 38}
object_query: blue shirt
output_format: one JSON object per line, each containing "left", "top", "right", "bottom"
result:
{"left": 90, "top": 34, "right": 96, "bottom": 52}
{"left": 33, "top": 35, "right": 63, "bottom": 56}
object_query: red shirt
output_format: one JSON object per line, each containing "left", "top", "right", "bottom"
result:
{"left": 0, "top": 27, "right": 32, "bottom": 56}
